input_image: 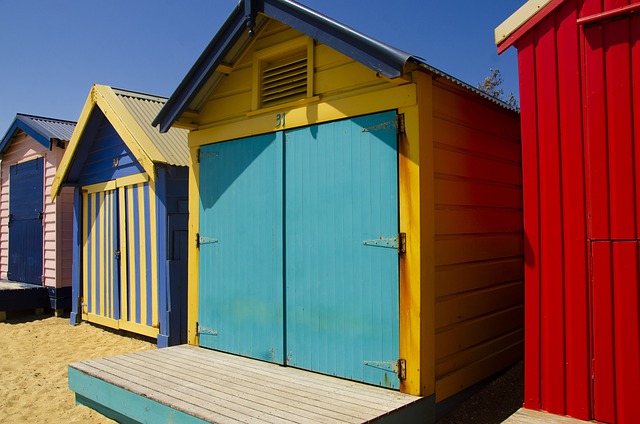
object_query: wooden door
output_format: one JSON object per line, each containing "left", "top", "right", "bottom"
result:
{"left": 584, "top": 14, "right": 640, "bottom": 423}
{"left": 8, "top": 157, "right": 44, "bottom": 284}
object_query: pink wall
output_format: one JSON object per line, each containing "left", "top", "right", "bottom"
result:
{"left": 0, "top": 130, "right": 73, "bottom": 288}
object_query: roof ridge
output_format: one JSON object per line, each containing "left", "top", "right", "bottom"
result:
{"left": 16, "top": 113, "right": 77, "bottom": 125}
{"left": 110, "top": 86, "right": 169, "bottom": 103}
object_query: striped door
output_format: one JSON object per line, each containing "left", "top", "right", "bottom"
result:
{"left": 82, "top": 182, "right": 159, "bottom": 337}
{"left": 82, "top": 189, "right": 119, "bottom": 321}
{"left": 118, "top": 183, "right": 159, "bottom": 335}
{"left": 198, "top": 111, "right": 399, "bottom": 387}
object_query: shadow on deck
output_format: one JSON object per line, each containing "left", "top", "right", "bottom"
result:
{"left": 69, "top": 345, "right": 431, "bottom": 424}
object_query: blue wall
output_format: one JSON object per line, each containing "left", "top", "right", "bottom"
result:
{"left": 66, "top": 108, "right": 144, "bottom": 187}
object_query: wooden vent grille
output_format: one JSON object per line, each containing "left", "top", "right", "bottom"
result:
{"left": 261, "top": 53, "right": 307, "bottom": 107}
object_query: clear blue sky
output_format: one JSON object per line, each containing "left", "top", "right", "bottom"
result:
{"left": 0, "top": 0, "right": 523, "bottom": 133}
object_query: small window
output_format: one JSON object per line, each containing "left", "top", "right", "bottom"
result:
{"left": 253, "top": 36, "right": 313, "bottom": 110}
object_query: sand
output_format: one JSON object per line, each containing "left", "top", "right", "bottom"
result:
{"left": 0, "top": 312, "right": 155, "bottom": 424}
{"left": 0, "top": 310, "right": 524, "bottom": 424}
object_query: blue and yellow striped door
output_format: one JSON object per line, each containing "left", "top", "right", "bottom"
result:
{"left": 82, "top": 188, "right": 119, "bottom": 322}
{"left": 118, "top": 182, "right": 159, "bottom": 337}
{"left": 82, "top": 181, "right": 159, "bottom": 337}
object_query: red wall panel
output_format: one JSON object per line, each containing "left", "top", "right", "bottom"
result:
{"left": 512, "top": 0, "right": 640, "bottom": 421}
{"left": 517, "top": 32, "right": 542, "bottom": 412}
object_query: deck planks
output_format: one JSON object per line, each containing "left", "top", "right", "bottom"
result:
{"left": 503, "top": 408, "right": 593, "bottom": 424}
{"left": 69, "top": 345, "right": 424, "bottom": 424}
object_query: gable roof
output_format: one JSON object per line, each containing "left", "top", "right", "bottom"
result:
{"left": 495, "top": 0, "right": 563, "bottom": 53}
{"left": 0, "top": 113, "right": 76, "bottom": 154}
{"left": 51, "top": 84, "right": 189, "bottom": 199}
{"left": 153, "top": 0, "right": 423, "bottom": 133}
{"left": 496, "top": 0, "right": 640, "bottom": 53}
{"left": 154, "top": 0, "right": 519, "bottom": 133}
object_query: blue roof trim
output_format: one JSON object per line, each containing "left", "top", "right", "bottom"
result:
{"left": 153, "top": 0, "right": 415, "bottom": 133}
{"left": 153, "top": 2, "right": 247, "bottom": 133}
{"left": 0, "top": 114, "right": 76, "bottom": 154}
{"left": 261, "top": 0, "right": 413, "bottom": 77}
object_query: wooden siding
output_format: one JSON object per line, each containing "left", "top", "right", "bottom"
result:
{"left": 431, "top": 81, "right": 523, "bottom": 401}
{"left": 75, "top": 109, "right": 145, "bottom": 187}
{"left": 197, "top": 20, "right": 395, "bottom": 128}
{"left": 0, "top": 130, "right": 72, "bottom": 288}
{"left": 182, "top": 14, "right": 522, "bottom": 402}
{"left": 509, "top": 0, "right": 640, "bottom": 421}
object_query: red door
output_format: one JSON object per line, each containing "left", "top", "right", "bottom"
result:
{"left": 584, "top": 13, "right": 640, "bottom": 424}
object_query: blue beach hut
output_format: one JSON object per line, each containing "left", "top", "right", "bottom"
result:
{"left": 52, "top": 85, "right": 189, "bottom": 347}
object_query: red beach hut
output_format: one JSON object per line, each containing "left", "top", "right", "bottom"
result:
{"left": 496, "top": 1, "right": 640, "bottom": 422}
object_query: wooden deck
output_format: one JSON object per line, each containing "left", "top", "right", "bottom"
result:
{"left": 503, "top": 408, "right": 594, "bottom": 423}
{"left": 0, "top": 280, "right": 49, "bottom": 320}
{"left": 69, "top": 345, "right": 429, "bottom": 424}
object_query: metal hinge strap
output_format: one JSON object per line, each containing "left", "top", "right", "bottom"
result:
{"left": 363, "top": 358, "right": 407, "bottom": 380}
{"left": 362, "top": 233, "right": 406, "bottom": 254}
{"left": 196, "top": 322, "right": 217, "bottom": 336}
{"left": 196, "top": 234, "right": 218, "bottom": 248}
{"left": 396, "top": 113, "right": 405, "bottom": 135}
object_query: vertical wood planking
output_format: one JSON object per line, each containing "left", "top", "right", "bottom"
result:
{"left": 137, "top": 184, "right": 148, "bottom": 325}
{"left": 634, "top": 16, "right": 640, "bottom": 235}
{"left": 119, "top": 188, "right": 129, "bottom": 322}
{"left": 82, "top": 192, "right": 89, "bottom": 316}
{"left": 518, "top": 32, "right": 542, "bottom": 411}
{"left": 591, "top": 242, "right": 615, "bottom": 423}
{"left": 535, "top": 16, "right": 566, "bottom": 414}
{"left": 604, "top": 18, "right": 635, "bottom": 239}
{"left": 584, "top": 22, "right": 610, "bottom": 239}
{"left": 557, "top": 1, "right": 590, "bottom": 417}
{"left": 612, "top": 242, "right": 640, "bottom": 424}
{"left": 149, "top": 182, "right": 159, "bottom": 328}
{"left": 126, "top": 186, "right": 137, "bottom": 323}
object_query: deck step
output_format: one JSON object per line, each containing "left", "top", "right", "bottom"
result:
{"left": 69, "top": 345, "right": 430, "bottom": 424}
{"left": 503, "top": 408, "right": 593, "bottom": 423}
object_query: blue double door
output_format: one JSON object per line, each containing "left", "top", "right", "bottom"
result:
{"left": 198, "top": 111, "right": 400, "bottom": 388}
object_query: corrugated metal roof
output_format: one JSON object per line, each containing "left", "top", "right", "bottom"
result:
{"left": 154, "top": 0, "right": 517, "bottom": 132}
{"left": 1, "top": 113, "right": 76, "bottom": 154}
{"left": 17, "top": 114, "right": 76, "bottom": 142}
{"left": 112, "top": 88, "right": 189, "bottom": 167}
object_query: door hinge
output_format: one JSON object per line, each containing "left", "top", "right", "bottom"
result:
{"left": 396, "top": 113, "right": 406, "bottom": 135}
{"left": 196, "top": 233, "right": 218, "bottom": 248}
{"left": 397, "top": 358, "right": 406, "bottom": 380}
{"left": 363, "top": 233, "right": 406, "bottom": 254}
{"left": 363, "top": 358, "right": 407, "bottom": 380}
{"left": 197, "top": 149, "right": 218, "bottom": 163}
{"left": 196, "top": 322, "right": 217, "bottom": 336}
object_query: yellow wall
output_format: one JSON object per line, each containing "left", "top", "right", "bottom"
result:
{"left": 183, "top": 16, "right": 523, "bottom": 400}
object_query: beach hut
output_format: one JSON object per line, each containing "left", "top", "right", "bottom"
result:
{"left": 51, "top": 85, "right": 189, "bottom": 347}
{"left": 68, "top": 1, "right": 523, "bottom": 422}
{"left": 0, "top": 114, "right": 76, "bottom": 318}
{"left": 495, "top": 1, "right": 640, "bottom": 423}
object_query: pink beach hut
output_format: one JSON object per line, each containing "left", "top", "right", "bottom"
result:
{"left": 0, "top": 114, "right": 76, "bottom": 318}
